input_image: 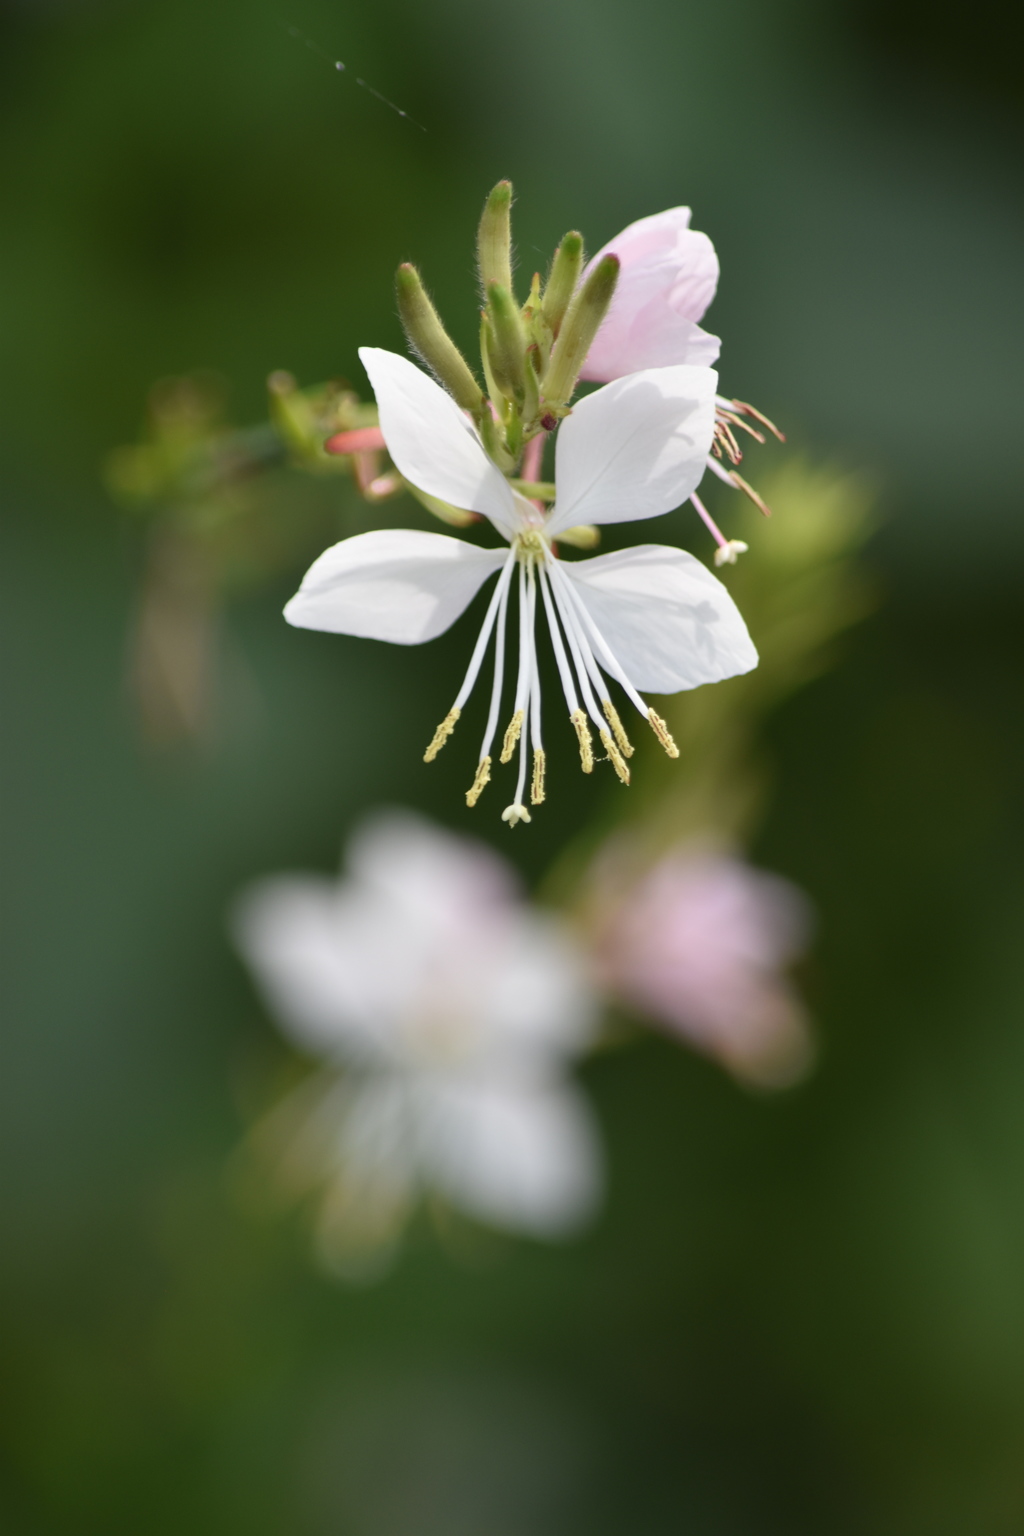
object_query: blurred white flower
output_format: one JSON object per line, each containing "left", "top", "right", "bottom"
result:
{"left": 231, "top": 811, "right": 602, "bottom": 1272}
{"left": 597, "top": 847, "right": 814, "bottom": 1089}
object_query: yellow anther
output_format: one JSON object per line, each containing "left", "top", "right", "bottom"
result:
{"left": 570, "top": 708, "right": 594, "bottom": 773}
{"left": 647, "top": 709, "right": 679, "bottom": 759}
{"left": 500, "top": 709, "right": 524, "bottom": 763}
{"left": 601, "top": 699, "right": 634, "bottom": 758}
{"left": 465, "top": 757, "right": 492, "bottom": 807}
{"left": 423, "top": 707, "right": 460, "bottom": 762}
{"left": 600, "top": 729, "right": 631, "bottom": 785}
{"left": 531, "top": 748, "right": 546, "bottom": 805}
{"left": 501, "top": 803, "right": 532, "bottom": 826}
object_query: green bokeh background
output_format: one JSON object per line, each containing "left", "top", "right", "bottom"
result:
{"left": 2, "top": 0, "right": 1024, "bottom": 1530}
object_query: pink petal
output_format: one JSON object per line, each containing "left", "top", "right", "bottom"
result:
{"left": 580, "top": 207, "right": 721, "bottom": 382}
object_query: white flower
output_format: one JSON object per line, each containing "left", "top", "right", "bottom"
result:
{"left": 285, "top": 349, "right": 757, "bottom": 822}
{"left": 231, "top": 811, "right": 602, "bottom": 1269}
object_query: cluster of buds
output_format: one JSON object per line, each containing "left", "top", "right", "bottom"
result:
{"left": 396, "top": 180, "right": 619, "bottom": 483}
{"left": 320, "top": 183, "right": 784, "bottom": 564}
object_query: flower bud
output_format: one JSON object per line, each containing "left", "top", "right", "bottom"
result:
{"left": 541, "top": 232, "right": 583, "bottom": 337}
{"left": 477, "top": 406, "right": 515, "bottom": 473}
{"left": 404, "top": 482, "right": 478, "bottom": 528}
{"left": 477, "top": 180, "right": 514, "bottom": 297}
{"left": 395, "top": 263, "right": 484, "bottom": 415}
{"left": 522, "top": 342, "right": 541, "bottom": 423}
{"left": 542, "top": 254, "right": 619, "bottom": 407}
{"left": 486, "top": 281, "right": 527, "bottom": 404}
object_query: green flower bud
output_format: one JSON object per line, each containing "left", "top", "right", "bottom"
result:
{"left": 541, "top": 232, "right": 583, "bottom": 337}
{"left": 477, "top": 180, "right": 514, "bottom": 298}
{"left": 522, "top": 270, "right": 543, "bottom": 319}
{"left": 522, "top": 342, "right": 541, "bottom": 424}
{"left": 542, "top": 254, "right": 619, "bottom": 408}
{"left": 479, "top": 313, "right": 504, "bottom": 412}
{"left": 554, "top": 523, "right": 600, "bottom": 549}
{"left": 486, "top": 281, "right": 527, "bottom": 404}
{"left": 477, "top": 407, "right": 516, "bottom": 473}
{"left": 403, "top": 481, "right": 478, "bottom": 528}
{"left": 395, "top": 263, "right": 484, "bottom": 415}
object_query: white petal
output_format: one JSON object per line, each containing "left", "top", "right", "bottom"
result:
{"left": 547, "top": 366, "right": 718, "bottom": 534}
{"left": 471, "top": 911, "right": 598, "bottom": 1066}
{"left": 284, "top": 529, "right": 506, "bottom": 644}
{"left": 563, "top": 544, "right": 758, "bottom": 692}
{"left": 230, "top": 877, "right": 404, "bottom": 1063}
{"left": 359, "top": 347, "right": 516, "bottom": 536}
{"left": 347, "top": 808, "right": 521, "bottom": 917}
{"left": 417, "top": 1077, "right": 602, "bottom": 1236}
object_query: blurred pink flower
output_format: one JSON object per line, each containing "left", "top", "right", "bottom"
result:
{"left": 581, "top": 207, "right": 721, "bottom": 382}
{"left": 599, "top": 849, "right": 814, "bottom": 1088}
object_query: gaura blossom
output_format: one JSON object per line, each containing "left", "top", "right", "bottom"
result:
{"left": 581, "top": 206, "right": 722, "bottom": 381}
{"left": 232, "top": 811, "right": 602, "bottom": 1270}
{"left": 285, "top": 348, "right": 757, "bottom": 825}
{"left": 581, "top": 206, "right": 785, "bottom": 565}
{"left": 597, "top": 847, "right": 814, "bottom": 1089}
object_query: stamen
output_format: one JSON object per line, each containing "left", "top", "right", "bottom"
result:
{"left": 704, "top": 454, "right": 737, "bottom": 487}
{"left": 571, "top": 708, "right": 594, "bottom": 772}
{"left": 423, "top": 707, "right": 460, "bottom": 762}
{"left": 531, "top": 748, "right": 546, "bottom": 804}
{"left": 647, "top": 709, "right": 679, "bottom": 758}
{"left": 549, "top": 561, "right": 648, "bottom": 719}
{"left": 500, "top": 708, "right": 524, "bottom": 763}
{"left": 431, "top": 554, "right": 514, "bottom": 769}
{"left": 538, "top": 571, "right": 578, "bottom": 709}
{"left": 545, "top": 568, "right": 611, "bottom": 742}
{"left": 730, "top": 469, "right": 773, "bottom": 517}
{"left": 602, "top": 699, "right": 634, "bottom": 757}
{"left": 510, "top": 568, "right": 538, "bottom": 814}
{"left": 477, "top": 557, "right": 515, "bottom": 763}
{"left": 712, "top": 420, "right": 743, "bottom": 464}
{"left": 465, "top": 757, "right": 492, "bottom": 806}
{"left": 500, "top": 562, "right": 533, "bottom": 769}
{"left": 600, "top": 729, "right": 631, "bottom": 784}
{"left": 716, "top": 408, "right": 766, "bottom": 445}
{"left": 501, "top": 803, "right": 531, "bottom": 827}
{"left": 721, "top": 397, "right": 786, "bottom": 442}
